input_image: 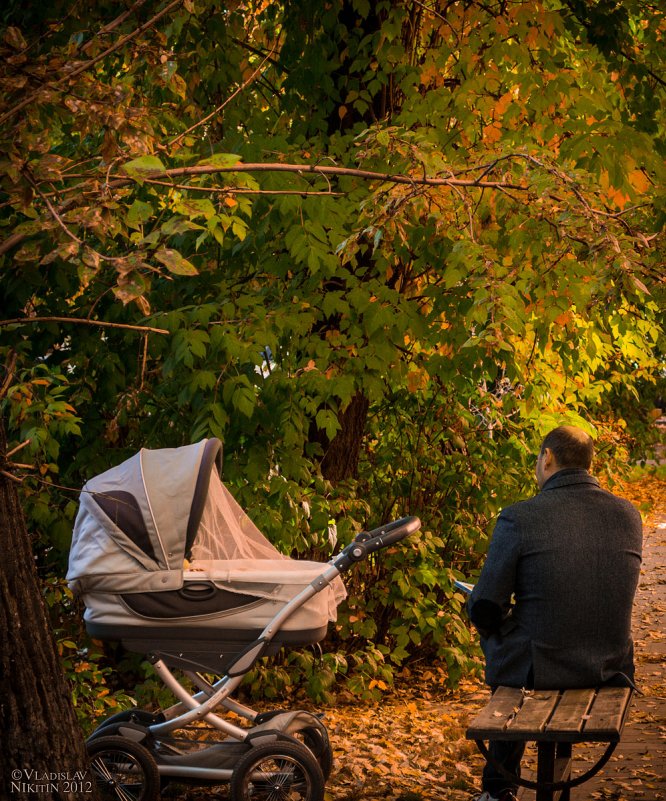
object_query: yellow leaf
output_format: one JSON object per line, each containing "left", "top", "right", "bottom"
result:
{"left": 629, "top": 168, "right": 650, "bottom": 194}
{"left": 407, "top": 367, "right": 429, "bottom": 392}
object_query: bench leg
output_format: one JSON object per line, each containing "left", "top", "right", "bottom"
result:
{"left": 537, "top": 742, "right": 556, "bottom": 801}
{"left": 536, "top": 742, "right": 573, "bottom": 801}
{"left": 556, "top": 743, "right": 572, "bottom": 801}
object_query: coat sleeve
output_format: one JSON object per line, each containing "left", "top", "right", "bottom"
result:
{"left": 468, "top": 507, "right": 521, "bottom": 636}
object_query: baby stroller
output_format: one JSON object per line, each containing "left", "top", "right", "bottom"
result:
{"left": 67, "top": 438, "right": 420, "bottom": 801}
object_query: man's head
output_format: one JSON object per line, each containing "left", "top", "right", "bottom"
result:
{"left": 536, "top": 425, "right": 594, "bottom": 488}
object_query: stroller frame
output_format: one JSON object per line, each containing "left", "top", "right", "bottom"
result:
{"left": 86, "top": 515, "right": 421, "bottom": 797}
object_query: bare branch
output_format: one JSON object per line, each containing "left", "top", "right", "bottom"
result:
{"left": 113, "top": 161, "right": 528, "bottom": 190}
{"left": 141, "top": 178, "right": 342, "bottom": 196}
{"left": 0, "top": 232, "right": 27, "bottom": 258}
{"left": 169, "top": 47, "right": 277, "bottom": 146}
{"left": 5, "top": 440, "right": 32, "bottom": 459}
{"left": 0, "top": 316, "right": 169, "bottom": 335}
{"left": 0, "top": 470, "right": 23, "bottom": 483}
{"left": 94, "top": 0, "right": 150, "bottom": 39}
{"left": 23, "top": 171, "right": 83, "bottom": 248}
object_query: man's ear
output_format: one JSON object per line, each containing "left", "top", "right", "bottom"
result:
{"left": 542, "top": 447, "right": 554, "bottom": 469}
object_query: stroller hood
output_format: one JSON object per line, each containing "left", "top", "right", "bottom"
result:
{"left": 67, "top": 439, "right": 222, "bottom": 594}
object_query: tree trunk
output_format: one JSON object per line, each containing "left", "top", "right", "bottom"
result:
{"left": 302, "top": 1, "right": 396, "bottom": 482}
{"left": 318, "top": 392, "right": 370, "bottom": 482}
{"left": 0, "top": 419, "right": 95, "bottom": 801}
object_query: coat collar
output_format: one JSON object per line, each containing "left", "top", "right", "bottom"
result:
{"left": 541, "top": 468, "right": 600, "bottom": 492}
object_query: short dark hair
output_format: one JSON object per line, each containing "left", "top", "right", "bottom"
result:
{"left": 540, "top": 425, "right": 594, "bottom": 470}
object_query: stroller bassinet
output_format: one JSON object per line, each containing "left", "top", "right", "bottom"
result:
{"left": 67, "top": 438, "right": 345, "bottom": 672}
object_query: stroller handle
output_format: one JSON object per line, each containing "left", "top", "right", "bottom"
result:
{"left": 333, "top": 516, "right": 421, "bottom": 572}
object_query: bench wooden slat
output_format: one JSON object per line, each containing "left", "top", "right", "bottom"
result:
{"left": 466, "top": 686, "right": 523, "bottom": 736}
{"left": 545, "top": 688, "right": 596, "bottom": 733}
{"left": 583, "top": 687, "right": 632, "bottom": 740}
{"left": 466, "top": 687, "right": 633, "bottom": 743}
{"left": 509, "top": 691, "right": 559, "bottom": 733}
{"left": 466, "top": 685, "right": 633, "bottom": 800}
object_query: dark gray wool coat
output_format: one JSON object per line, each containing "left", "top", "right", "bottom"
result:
{"left": 469, "top": 469, "right": 643, "bottom": 689}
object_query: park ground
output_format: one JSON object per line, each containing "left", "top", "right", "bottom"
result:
{"left": 176, "top": 470, "right": 665, "bottom": 801}
{"left": 322, "top": 470, "right": 666, "bottom": 801}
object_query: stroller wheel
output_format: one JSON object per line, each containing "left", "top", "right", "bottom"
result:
{"left": 299, "top": 726, "right": 333, "bottom": 781}
{"left": 88, "top": 735, "right": 160, "bottom": 801}
{"left": 230, "top": 740, "right": 325, "bottom": 801}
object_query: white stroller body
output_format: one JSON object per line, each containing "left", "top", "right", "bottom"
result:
{"left": 67, "top": 438, "right": 420, "bottom": 801}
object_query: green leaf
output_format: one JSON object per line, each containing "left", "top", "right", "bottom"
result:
{"left": 315, "top": 409, "right": 341, "bottom": 440}
{"left": 122, "top": 155, "right": 167, "bottom": 183}
{"left": 126, "top": 200, "right": 154, "bottom": 230}
{"left": 175, "top": 198, "right": 217, "bottom": 220}
{"left": 232, "top": 384, "right": 256, "bottom": 417}
{"left": 154, "top": 248, "right": 198, "bottom": 275}
{"left": 196, "top": 153, "right": 242, "bottom": 167}
{"left": 161, "top": 216, "right": 205, "bottom": 236}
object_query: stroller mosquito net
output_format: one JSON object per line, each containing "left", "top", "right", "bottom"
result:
{"left": 189, "top": 473, "right": 286, "bottom": 563}
{"left": 187, "top": 471, "right": 345, "bottom": 619}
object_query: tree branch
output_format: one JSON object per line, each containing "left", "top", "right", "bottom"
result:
{"left": 23, "top": 171, "right": 83, "bottom": 248}
{"left": 114, "top": 161, "right": 528, "bottom": 190}
{"left": 169, "top": 47, "right": 277, "bottom": 146}
{"left": 93, "top": 0, "right": 150, "bottom": 40}
{"left": 0, "top": 317, "right": 169, "bottom": 335}
{"left": 0, "top": 350, "right": 18, "bottom": 401}
{"left": 141, "top": 178, "right": 342, "bottom": 195}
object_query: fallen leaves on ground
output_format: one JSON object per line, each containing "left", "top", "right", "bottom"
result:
{"left": 178, "top": 474, "right": 665, "bottom": 801}
{"left": 321, "top": 677, "right": 487, "bottom": 800}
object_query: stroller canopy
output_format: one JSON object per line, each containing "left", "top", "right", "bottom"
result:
{"left": 68, "top": 438, "right": 263, "bottom": 594}
{"left": 69, "top": 438, "right": 348, "bottom": 670}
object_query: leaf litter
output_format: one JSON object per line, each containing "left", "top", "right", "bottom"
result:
{"left": 176, "top": 474, "right": 664, "bottom": 801}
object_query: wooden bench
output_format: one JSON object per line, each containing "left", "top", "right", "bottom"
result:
{"left": 466, "top": 686, "right": 633, "bottom": 801}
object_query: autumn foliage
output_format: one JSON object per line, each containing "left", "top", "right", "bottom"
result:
{"left": 0, "top": 0, "right": 664, "bottom": 712}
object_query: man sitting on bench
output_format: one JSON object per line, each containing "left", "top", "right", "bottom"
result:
{"left": 467, "top": 425, "right": 642, "bottom": 801}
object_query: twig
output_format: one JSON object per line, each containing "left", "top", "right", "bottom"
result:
{"left": 231, "top": 37, "right": 285, "bottom": 71}
{"left": 0, "top": 232, "right": 29, "bottom": 258}
{"left": 24, "top": 170, "right": 172, "bottom": 271}
{"left": 169, "top": 48, "right": 276, "bottom": 146}
{"left": 0, "top": 470, "right": 23, "bottom": 483}
{"left": 1, "top": 350, "right": 18, "bottom": 400}
{"left": 23, "top": 170, "right": 84, "bottom": 248}
{"left": 139, "top": 333, "right": 148, "bottom": 391}
{"left": 617, "top": 48, "right": 666, "bottom": 88}
{"left": 140, "top": 178, "right": 342, "bottom": 195}
{"left": 5, "top": 439, "right": 31, "bottom": 459}
{"left": 94, "top": 0, "right": 149, "bottom": 39}
{"left": 0, "top": 316, "right": 169, "bottom": 335}
{"left": 0, "top": 0, "right": 185, "bottom": 126}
